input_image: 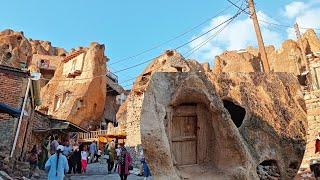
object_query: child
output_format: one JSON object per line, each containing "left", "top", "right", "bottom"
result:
{"left": 81, "top": 146, "right": 88, "bottom": 173}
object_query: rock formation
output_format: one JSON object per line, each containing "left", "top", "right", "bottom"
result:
{"left": 213, "top": 29, "right": 320, "bottom": 75}
{"left": 0, "top": 29, "right": 67, "bottom": 69}
{"left": 213, "top": 29, "right": 320, "bottom": 175}
{"left": 0, "top": 29, "right": 32, "bottom": 68}
{"left": 38, "top": 42, "right": 107, "bottom": 129}
{"left": 29, "top": 39, "right": 66, "bottom": 56}
{"left": 115, "top": 50, "right": 307, "bottom": 179}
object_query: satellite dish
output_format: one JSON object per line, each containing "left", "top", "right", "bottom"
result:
{"left": 31, "top": 72, "right": 41, "bottom": 80}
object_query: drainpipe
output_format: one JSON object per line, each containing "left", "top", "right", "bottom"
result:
{"left": 10, "top": 78, "right": 31, "bottom": 158}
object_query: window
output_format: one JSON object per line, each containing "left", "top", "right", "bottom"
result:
{"left": 54, "top": 95, "right": 62, "bottom": 111}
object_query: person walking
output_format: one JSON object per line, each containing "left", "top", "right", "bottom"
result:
{"left": 104, "top": 144, "right": 110, "bottom": 171}
{"left": 28, "top": 145, "right": 38, "bottom": 178}
{"left": 39, "top": 140, "right": 49, "bottom": 170}
{"left": 89, "top": 141, "right": 97, "bottom": 163}
{"left": 107, "top": 144, "right": 116, "bottom": 174}
{"left": 114, "top": 144, "right": 121, "bottom": 172}
{"left": 50, "top": 136, "right": 59, "bottom": 155}
{"left": 62, "top": 141, "right": 73, "bottom": 174}
{"left": 81, "top": 146, "right": 88, "bottom": 173}
{"left": 311, "top": 133, "right": 320, "bottom": 179}
{"left": 117, "top": 145, "right": 132, "bottom": 180}
{"left": 140, "top": 149, "right": 151, "bottom": 180}
{"left": 45, "top": 145, "right": 69, "bottom": 180}
{"left": 315, "top": 133, "right": 320, "bottom": 154}
{"left": 75, "top": 144, "right": 83, "bottom": 174}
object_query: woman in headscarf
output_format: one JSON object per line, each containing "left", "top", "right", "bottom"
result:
{"left": 315, "top": 133, "right": 320, "bottom": 154}
{"left": 117, "top": 144, "right": 132, "bottom": 180}
{"left": 45, "top": 145, "right": 69, "bottom": 180}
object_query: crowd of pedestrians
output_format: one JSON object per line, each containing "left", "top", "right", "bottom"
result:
{"left": 27, "top": 135, "right": 151, "bottom": 180}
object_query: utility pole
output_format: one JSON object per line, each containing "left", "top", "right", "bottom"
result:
{"left": 294, "top": 22, "right": 313, "bottom": 90}
{"left": 294, "top": 23, "right": 310, "bottom": 73}
{"left": 248, "top": 0, "right": 270, "bottom": 73}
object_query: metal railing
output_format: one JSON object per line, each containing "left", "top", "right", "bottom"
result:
{"left": 106, "top": 70, "right": 118, "bottom": 83}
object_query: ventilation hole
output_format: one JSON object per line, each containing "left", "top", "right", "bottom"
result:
{"left": 5, "top": 52, "right": 12, "bottom": 59}
{"left": 166, "top": 50, "right": 174, "bottom": 56}
{"left": 297, "top": 74, "right": 307, "bottom": 86}
{"left": 17, "top": 36, "right": 22, "bottom": 41}
{"left": 222, "top": 100, "right": 246, "bottom": 128}
{"left": 2, "top": 44, "right": 9, "bottom": 50}
{"left": 289, "top": 161, "right": 298, "bottom": 170}
{"left": 175, "top": 67, "right": 183, "bottom": 72}
{"left": 257, "top": 160, "right": 280, "bottom": 180}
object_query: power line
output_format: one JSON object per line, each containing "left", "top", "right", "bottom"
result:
{"left": 109, "top": 0, "right": 242, "bottom": 66}
{"left": 112, "top": 12, "right": 244, "bottom": 74}
{"left": 184, "top": 14, "right": 236, "bottom": 58}
{"left": 227, "top": 0, "right": 250, "bottom": 15}
{"left": 184, "top": 2, "right": 246, "bottom": 58}
{"left": 39, "top": 9, "right": 245, "bottom": 83}
{"left": 39, "top": 3, "right": 247, "bottom": 84}
{"left": 175, "top": 12, "right": 242, "bottom": 50}
{"left": 228, "top": 0, "right": 320, "bottom": 31}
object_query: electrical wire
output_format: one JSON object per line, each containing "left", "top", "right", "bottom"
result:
{"left": 184, "top": 15, "right": 236, "bottom": 58}
{"left": 39, "top": 9, "right": 245, "bottom": 85}
{"left": 114, "top": 10, "right": 245, "bottom": 74}
{"left": 38, "top": 4, "right": 247, "bottom": 87}
{"left": 184, "top": 3, "right": 246, "bottom": 58}
{"left": 109, "top": 0, "right": 242, "bottom": 66}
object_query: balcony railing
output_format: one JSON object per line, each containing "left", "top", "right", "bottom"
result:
{"left": 77, "top": 128, "right": 124, "bottom": 142}
{"left": 78, "top": 130, "right": 108, "bottom": 141}
{"left": 106, "top": 70, "right": 118, "bottom": 83}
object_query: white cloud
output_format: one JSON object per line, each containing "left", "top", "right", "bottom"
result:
{"left": 187, "top": 0, "right": 320, "bottom": 63}
{"left": 188, "top": 11, "right": 282, "bottom": 63}
{"left": 285, "top": 1, "right": 320, "bottom": 38}
{"left": 284, "top": 2, "right": 309, "bottom": 18}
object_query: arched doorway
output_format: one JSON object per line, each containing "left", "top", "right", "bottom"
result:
{"left": 171, "top": 104, "right": 198, "bottom": 165}
{"left": 170, "top": 103, "right": 214, "bottom": 167}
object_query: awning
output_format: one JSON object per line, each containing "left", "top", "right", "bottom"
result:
{"left": 0, "top": 103, "right": 21, "bottom": 118}
{"left": 34, "top": 119, "right": 88, "bottom": 133}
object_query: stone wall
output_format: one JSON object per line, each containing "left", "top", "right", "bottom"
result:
{"left": 0, "top": 119, "right": 16, "bottom": 155}
{"left": 300, "top": 90, "right": 320, "bottom": 169}
{"left": 125, "top": 94, "right": 144, "bottom": 146}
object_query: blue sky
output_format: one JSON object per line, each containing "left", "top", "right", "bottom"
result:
{"left": 1, "top": 0, "right": 320, "bottom": 88}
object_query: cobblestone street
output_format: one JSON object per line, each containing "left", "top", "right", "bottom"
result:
{"left": 66, "top": 161, "right": 148, "bottom": 180}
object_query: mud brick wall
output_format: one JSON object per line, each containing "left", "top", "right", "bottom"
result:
{"left": 0, "top": 67, "right": 29, "bottom": 158}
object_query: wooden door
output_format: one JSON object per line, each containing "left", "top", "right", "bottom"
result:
{"left": 171, "top": 116, "right": 197, "bottom": 166}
